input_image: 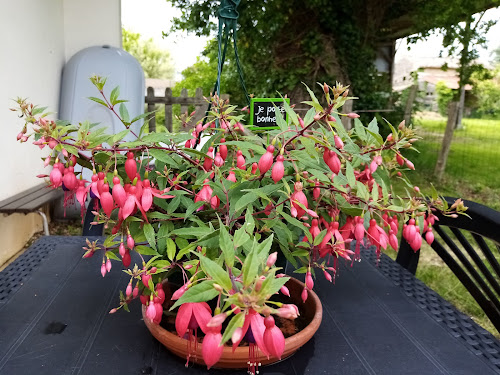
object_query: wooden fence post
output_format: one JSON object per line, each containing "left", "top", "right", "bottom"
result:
{"left": 404, "top": 84, "right": 418, "bottom": 127}
{"left": 164, "top": 88, "right": 173, "bottom": 132}
{"left": 180, "top": 88, "right": 188, "bottom": 117}
{"left": 146, "top": 87, "right": 156, "bottom": 133}
{"left": 434, "top": 101, "right": 459, "bottom": 180}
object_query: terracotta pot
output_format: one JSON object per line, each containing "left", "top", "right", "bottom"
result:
{"left": 142, "top": 277, "right": 323, "bottom": 369}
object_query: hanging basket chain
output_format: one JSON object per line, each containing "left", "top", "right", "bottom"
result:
{"left": 197, "top": 0, "right": 249, "bottom": 145}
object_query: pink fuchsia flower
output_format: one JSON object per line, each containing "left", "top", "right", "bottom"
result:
{"left": 258, "top": 145, "right": 275, "bottom": 174}
{"left": 290, "top": 182, "right": 308, "bottom": 218}
{"left": 271, "top": 155, "right": 285, "bottom": 182}
{"left": 236, "top": 150, "right": 246, "bottom": 170}
{"left": 231, "top": 310, "right": 269, "bottom": 357}
{"left": 276, "top": 304, "right": 299, "bottom": 319}
{"left": 263, "top": 316, "right": 285, "bottom": 360}
{"left": 202, "top": 324, "right": 224, "bottom": 369}
{"left": 175, "top": 302, "right": 212, "bottom": 338}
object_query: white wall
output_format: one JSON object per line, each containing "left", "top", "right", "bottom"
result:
{"left": 0, "top": 0, "right": 121, "bottom": 202}
{"left": 0, "top": 0, "right": 66, "bottom": 201}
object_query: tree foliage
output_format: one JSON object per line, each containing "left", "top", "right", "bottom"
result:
{"left": 472, "top": 65, "right": 500, "bottom": 117}
{"left": 435, "top": 81, "right": 455, "bottom": 116}
{"left": 166, "top": 0, "right": 497, "bottom": 127}
{"left": 122, "top": 28, "right": 175, "bottom": 79}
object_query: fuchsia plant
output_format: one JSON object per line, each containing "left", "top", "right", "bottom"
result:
{"left": 13, "top": 77, "right": 466, "bottom": 373}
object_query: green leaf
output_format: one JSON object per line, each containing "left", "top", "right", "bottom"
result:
{"left": 280, "top": 211, "right": 312, "bottom": 242}
{"left": 171, "top": 227, "right": 213, "bottom": 239}
{"left": 170, "top": 281, "right": 218, "bottom": 310}
{"left": 63, "top": 144, "right": 79, "bottom": 156}
{"left": 166, "top": 238, "right": 176, "bottom": 261}
{"left": 244, "top": 206, "right": 255, "bottom": 234}
{"left": 241, "top": 245, "right": 259, "bottom": 287}
{"left": 199, "top": 256, "right": 232, "bottom": 290}
{"left": 262, "top": 276, "right": 290, "bottom": 296}
{"left": 255, "top": 234, "right": 274, "bottom": 259}
{"left": 105, "top": 251, "right": 121, "bottom": 261}
{"left": 234, "top": 227, "right": 250, "bottom": 248}
{"left": 292, "top": 249, "right": 309, "bottom": 257}
{"left": 354, "top": 119, "right": 367, "bottom": 141}
{"left": 88, "top": 97, "right": 108, "bottom": 107}
{"left": 135, "top": 245, "right": 160, "bottom": 256}
{"left": 345, "top": 161, "right": 356, "bottom": 187}
{"left": 303, "top": 107, "right": 316, "bottom": 126}
{"left": 303, "top": 82, "right": 319, "bottom": 104}
{"left": 313, "top": 229, "right": 328, "bottom": 246}
{"left": 218, "top": 220, "right": 235, "bottom": 268}
{"left": 233, "top": 192, "right": 257, "bottom": 214}
{"left": 184, "top": 201, "right": 204, "bottom": 221}
{"left": 220, "top": 312, "right": 245, "bottom": 345}
{"left": 112, "top": 129, "right": 130, "bottom": 144}
{"left": 131, "top": 110, "right": 155, "bottom": 124}
{"left": 150, "top": 149, "right": 179, "bottom": 168}
{"left": 274, "top": 103, "right": 288, "bottom": 132}
{"left": 119, "top": 103, "right": 130, "bottom": 123}
{"left": 110, "top": 86, "right": 120, "bottom": 105}
{"left": 143, "top": 223, "right": 157, "bottom": 251}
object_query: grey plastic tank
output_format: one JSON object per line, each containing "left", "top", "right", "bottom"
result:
{"left": 59, "top": 45, "right": 144, "bottom": 142}
{"left": 57, "top": 45, "right": 145, "bottom": 218}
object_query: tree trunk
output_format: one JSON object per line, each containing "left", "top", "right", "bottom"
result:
{"left": 435, "top": 101, "right": 459, "bottom": 180}
{"left": 456, "top": 85, "right": 466, "bottom": 129}
{"left": 455, "top": 16, "right": 472, "bottom": 129}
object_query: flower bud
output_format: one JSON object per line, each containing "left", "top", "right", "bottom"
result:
{"left": 266, "top": 252, "right": 277, "bottom": 268}
{"left": 207, "top": 313, "right": 227, "bottom": 327}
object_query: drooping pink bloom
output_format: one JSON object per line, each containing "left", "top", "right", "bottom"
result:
{"left": 276, "top": 304, "right": 299, "bottom": 319}
{"left": 125, "top": 152, "right": 137, "bottom": 181}
{"left": 251, "top": 162, "right": 258, "bottom": 174}
{"left": 49, "top": 163, "right": 63, "bottom": 188}
{"left": 176, "top": 302, "right": 212, "bottom": 366}
{"left": 232, "top": 310, "right": 269, "bottom": 375}
{"left": 266, "top": 252, "right": 277, "bottom": 267}
{"left": 214, "top": 152, "right": 224, "bottom": 167}
{"left": 100, "top": 184, "right": 114, "bottom": 217}
{"left": 203, "top": 146, "right": 214, "bottom": 171}
{"left": 309, "top": 219, "right": 321, "bottom": 240}
{"left": 226, "top": 169, "right": 237, "bottom": 183}
{"left": 388, "top": 230, "right": 399, "bottom": 250}
{"left": 258, "top": 145, "right": 275, "bottom": 174}
{"left": 271, "top": 155, "right": 285, "bottom": 182}
{"left": 219, "top": 138, "right": 228, "bottom": 160}
{"left": 425, "top": 228, "right": 435, "bottom": 245}
{"left": 280, "top": 285, "right": 290, "bottom": 297}
{"left": 334, "top": 135, "right": 344, "bottom": 149}
{"left": 263, "top": 316, "right": 285, "bottom": 360}
{"left": 305, "top": 271, "right": 314, "bottom": 290}
{"left": 202, "top": 325, "right": 224, "bottom": 369}
{"left": 112, "top": 176, "right": 126, "bottom": 207}
{"left": 236, "top": 150, "right": 246, "bottom": 170}
{"left": 290, "top": 182, "right": 308, "bottom": 218}
{"left": 141, "top": 179, "right": 153, "bottom": 212}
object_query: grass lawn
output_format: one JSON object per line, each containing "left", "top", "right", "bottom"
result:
{"left": 390, "top": 114, "right": 500, "bottom": 337}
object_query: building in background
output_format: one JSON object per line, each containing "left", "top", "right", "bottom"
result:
{"left": 393, "top": 57, "right": 472, "bottom": 112}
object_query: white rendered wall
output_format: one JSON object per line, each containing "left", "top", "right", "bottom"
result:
{"left": 0, "top": 0, "right": 121, "bottom": 202}
{"left": 0, "top": 0, "right": 66, "bottom": 201}
{"left": 0, "top": 0, "right": 121, "bottom": 266}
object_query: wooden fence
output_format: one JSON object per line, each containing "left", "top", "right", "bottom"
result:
{"left": 145, "top": 87, "right": 207, "bottom": 132}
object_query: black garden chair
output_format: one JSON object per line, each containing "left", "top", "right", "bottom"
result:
{"left": 396, "top": 197, "right": 500, "bottom": 333}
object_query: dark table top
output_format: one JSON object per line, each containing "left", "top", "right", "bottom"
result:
{"left": 1, "top": 236, "right": 500, "bottom": 375}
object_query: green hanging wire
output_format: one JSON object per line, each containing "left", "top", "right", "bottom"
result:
{"left": 198, "top": 0, "right": 249, "bottom": 141}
